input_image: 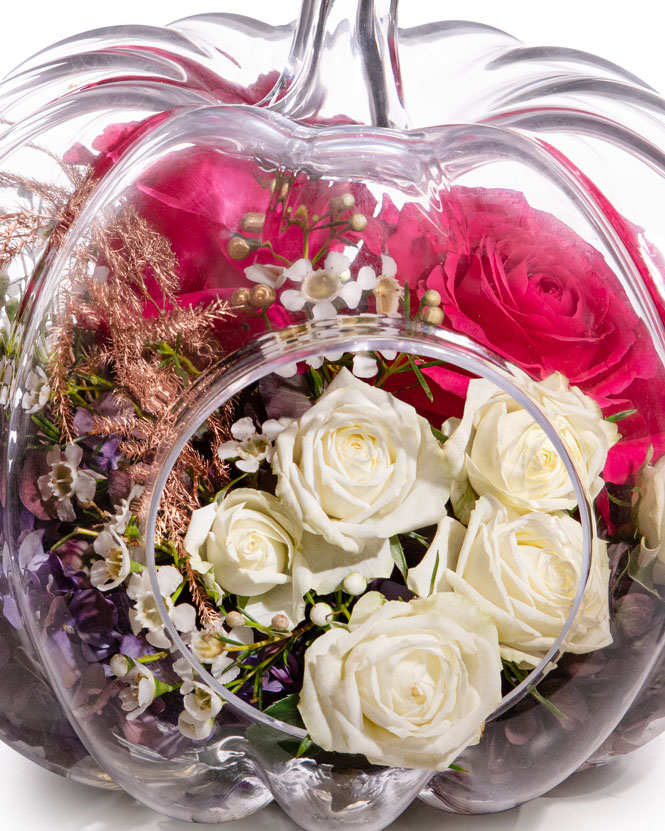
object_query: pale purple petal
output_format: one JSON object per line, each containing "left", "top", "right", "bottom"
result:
{"left": 64, "top": 443, "right": 83, "bottom": 466}
{"left": 73, "top": 471, "right": 97, "bottom": 504}
{"left": 56, "top": 497, "right": 76, "bottom": 523}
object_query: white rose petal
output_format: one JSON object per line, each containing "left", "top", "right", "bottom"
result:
{"left": 443, "top": 371, "right": 619, "bottom": 515}
{"left": 298, "top": 592, "right": 502, "bottom": 770}
{"left": 407, "top": 517, "right": 467, "bottom": 598}
{"left": 445, "top": 495, "right": 612, "bottom": 666}
{"left": 183, "top": 489, "right": 302, "bottom": 627}
{"left": 638, "top": 456, "right": 665, "bottom": 580}
{"left": 273, "top": 368, "right": 451, "bottom": 554}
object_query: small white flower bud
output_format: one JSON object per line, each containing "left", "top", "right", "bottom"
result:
{"left": 225, "top": 610, "right": 246, "bottom": 628}
{"left": 310, "top": 602, "right": 334, "bottom": 627}
{"left": 350, "top": 213, "right": 367, "bottom": 231}
{"left": 271, "top": 613, "right": 290, "bottom": 632}
{"left": 110, "top": 654, "right": 133, "bottom": 678}
{"left": 342, "top": 572, "right": 368, "bottom": 596}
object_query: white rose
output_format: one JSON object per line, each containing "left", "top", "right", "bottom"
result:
{"left": 443, "top": 495, "right": 612, "bottom": 667}
{"left": 298, "top": 592, "right": 502, "bottom": 770}
{"left": 637, "top": 457, "right": 665, "bottom": 582}
{"left": 273, "top": 367, "right": 451, "bottom": 554}
{"left": 443, "top": 371, "right": 619, "bottom": 514}
{"left": 183, "top": 489, "right": 302, "bottom": 626}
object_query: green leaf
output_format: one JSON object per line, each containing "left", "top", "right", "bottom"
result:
{"left": 308, "top": 367, "right": 324, "bottom": 399}
{"left": 405, "top": 530, "right": 430, "bottom": 546}
{"left": 390, "top": 535, "right": 408, "bottom": 577}
{"left": 402, "top": 281, "right": 411, "bottom": 322}
{"left": 430, "top": 425, "right": 448, "bottom": 444}
{"left": 502, "top": 661, "right": 566, "bottom": 719}
{"left": 264, "top": 693, "right": 305, "bottom": 729}
{"left": 407, "top": 355, "right": 434, "bottom": 403}
{"left": 628, "top": 545, "right": 664, "bottom": 600}
{"left": 296, "top": 735, "right": 314, "bottom": 757}
{"left": 153, "top": 679, "right": 180, "bottom": 697}
{"left": 605, "top": 409, "right": 638, "bottom": 423}
{"left": 448, "top": 763, "right": 467, "bottom": 773}
{"left": 428, "top": 551, "right": 441, "bottom": 597}
{"left": 607, "top": 492, "right": 632, "bottom": 508}
{"left": 638, "top": 444, "right": 655, "bottom": 478}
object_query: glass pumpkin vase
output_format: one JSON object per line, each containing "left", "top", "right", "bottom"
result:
{"left": 3, "top": 1, "right": 665, "bottom": 828}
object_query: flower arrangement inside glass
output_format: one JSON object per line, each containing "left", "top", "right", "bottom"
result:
{"left": 3, "top": 0, "right": 665, "bottom": 827}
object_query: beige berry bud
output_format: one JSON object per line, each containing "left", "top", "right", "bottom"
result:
{"left": 423, "top": 289, "right": 442, "bottom": 307}
{"left": 227, "top": 236, "right": 252, "bottom": 260}
{"left": 350, "top": 213, "right": 368, "bottom": 231}
{"left": 241, "top": 212, "right": 266, "bottom": 234}
{"left": 423, "top": 306, "right": 444, "bottom": 325}
{"left": 271, "top": 613, "right": 290, "bottom": 632}
{"left": 310, "top": 602, "right": 333, "bottom": 627}
{"left": 225, "top": 611, "right": 246, "bottom": 628}
{"left": 331, "top": 192, "right": 355, "bottom": 212}
{"left": 231, "top": 288, "right": 252, "bottom": 309}
{"left": 249, "top": 284, "right": 276, "bottom": 309}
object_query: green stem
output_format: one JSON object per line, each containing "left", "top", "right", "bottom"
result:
{"left": 50, "top": 527, "right": 99, "bottom": 550}
{"left": 136, "top": 651, "right": 169, "bottom": 664}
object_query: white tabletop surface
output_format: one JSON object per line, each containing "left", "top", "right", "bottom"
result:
{"left": 1, "top": 1, "right": 665, "bottom": 828}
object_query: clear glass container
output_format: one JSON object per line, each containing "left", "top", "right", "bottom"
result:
{"left": 3, "top": 1, "right": 665, "bottom": 828}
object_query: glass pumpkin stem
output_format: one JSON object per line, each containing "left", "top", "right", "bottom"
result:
{"left": 266, "top": 0, "right": 409, "bottom": 128}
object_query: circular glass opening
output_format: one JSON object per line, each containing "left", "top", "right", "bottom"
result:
{"left": 144, "top": 317, "right": 594, "bottom": 740}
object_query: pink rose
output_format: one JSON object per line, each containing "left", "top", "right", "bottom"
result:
{"left": 377, "top": 186, "right": 665, "bottom": 482}
{"left": 417, "top": 187, "right": 658, "bottom": 406}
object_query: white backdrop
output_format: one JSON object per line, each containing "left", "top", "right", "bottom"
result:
{"left": 1, "top": 1, "right": 664, "bottom": 829}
